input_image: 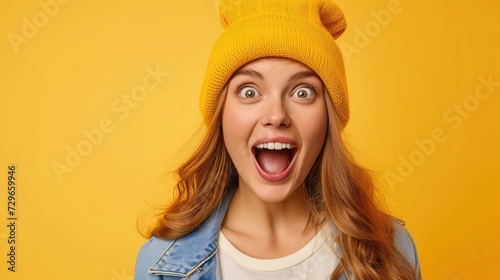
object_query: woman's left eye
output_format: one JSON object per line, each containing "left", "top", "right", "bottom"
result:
{"left": 292, "top": 87, "right": 314, "bottom": 98}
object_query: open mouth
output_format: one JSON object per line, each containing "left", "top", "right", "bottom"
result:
{"left": 252, "top": 142, "right": 298, "bottom": 182}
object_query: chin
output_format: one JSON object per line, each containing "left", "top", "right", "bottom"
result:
{"left": 244, "top": 178, "right": 302, "bottom": 204}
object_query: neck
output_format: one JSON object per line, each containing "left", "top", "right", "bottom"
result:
{"left": 221, "top": 182, "right": 317, "bottom": 258}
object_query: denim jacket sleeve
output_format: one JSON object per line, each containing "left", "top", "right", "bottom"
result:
{"left": 393, "top": 219, "right": 423, "bottom": 279}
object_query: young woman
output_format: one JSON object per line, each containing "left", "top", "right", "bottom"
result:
{"left": 135, "top": 0, "right": 421, "bottom": 279}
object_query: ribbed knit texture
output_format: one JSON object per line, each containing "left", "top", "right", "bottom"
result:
{"left": 200, "top": 0, "right": 349, "bottom": 127}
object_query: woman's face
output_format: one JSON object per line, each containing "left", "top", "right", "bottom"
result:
{"left": 222, "top": 57, "right": 328, "bottom": 203}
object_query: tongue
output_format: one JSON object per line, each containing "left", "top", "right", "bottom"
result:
{"left": 257, "top": 150, "right": 291, "bottom": 174}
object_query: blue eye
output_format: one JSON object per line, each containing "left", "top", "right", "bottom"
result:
{"left": 239, "top": 86, "right": 260, "bottom": 98}
{"left": 292, "top": 87, "right": 314, "bottom": 98}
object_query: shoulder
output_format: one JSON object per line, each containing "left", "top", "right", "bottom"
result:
{"left": 391, "top": 217, "right": 422, "bottom": 279}
{"left": 134, "top": 236, "right": 175, "bottom": 280}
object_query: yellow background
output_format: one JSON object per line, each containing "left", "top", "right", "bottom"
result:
{"left": 1, "top": 0, "right": 499, "bottom": 279}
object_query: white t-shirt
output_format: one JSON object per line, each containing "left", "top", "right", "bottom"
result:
{"left": 218, "top": 225, "right": 338, "bottom": 280}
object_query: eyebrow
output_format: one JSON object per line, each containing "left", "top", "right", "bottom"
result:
{"left": 232, "top": 69, "right": 265, "bottom": 80}
{"left": 232, "top": 69, "right": 320, "bottom": 82}
{"left": 288, "top": 70, "right": 320, "bottom": 82}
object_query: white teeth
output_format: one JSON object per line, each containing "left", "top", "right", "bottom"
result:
{"left": 256, "top": 142, "right": 294, "bottom": 150}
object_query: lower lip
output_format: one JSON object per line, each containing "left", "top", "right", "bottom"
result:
{"left": 253, "top": 151, "right": 298, "bottom": 182}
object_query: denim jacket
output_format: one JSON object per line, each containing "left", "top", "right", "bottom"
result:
{"left": 135, "top": 187, "right": 422, "bottom": 279}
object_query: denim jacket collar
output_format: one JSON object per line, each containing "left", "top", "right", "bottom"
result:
{"left": 147, "top": 187, "right": 236, "bottom": 278}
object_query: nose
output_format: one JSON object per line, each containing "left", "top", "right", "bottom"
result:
{"left": 261, "top": 96, "right": 291, "bottom": 128}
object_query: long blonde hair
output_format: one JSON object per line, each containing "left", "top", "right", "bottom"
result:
{"left": 146, "top": 87, "right": 416, "bottom": 279}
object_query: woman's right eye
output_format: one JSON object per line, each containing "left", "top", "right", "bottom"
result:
{"left": 238, "top": 86, "right": 260, "bottom": 98}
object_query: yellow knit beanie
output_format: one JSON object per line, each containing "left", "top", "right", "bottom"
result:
{"left": 200, "top": 0, "right": 349, "bottom": 127}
